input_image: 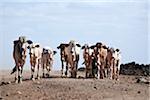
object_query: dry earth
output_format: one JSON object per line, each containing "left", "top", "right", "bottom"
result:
{"left": 0, "top": 70, "right": 149, "bottom": 100}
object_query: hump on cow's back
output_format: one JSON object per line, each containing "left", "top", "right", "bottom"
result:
{"left": 13, "top": 40, "right": 19, "bottom": 45}
{"left": 19, "top": 36, "right": 26, "bottom": 43}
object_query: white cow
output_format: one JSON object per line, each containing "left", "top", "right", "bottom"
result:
{"left": 28, "top": 43, "right": 42, "bottom": 80}
{"left": 42, "top": 46, "right": 57, "bottom": 78}
{"left": 111, "top": 48, "right": 121, "bottom": 80}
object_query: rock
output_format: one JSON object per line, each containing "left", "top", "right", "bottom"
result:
{"left": 17, "top": 91, "right": 22, "bottom": 95}
{"left": 137, "top": 91, "right": 141, "bottom": 94}
{"left": 8, "top": 81, "right": 11, "bottom": 84}
{"left": 94, "top": 86, "right": 97, "bottom": 90}
{"left": 36, "top": 81, "right": 41, "bottom": 84}
{"left": 6, "top": 93, "right": 10, "bottom": 96}
{"left": 136, "top": 77, "right": 149, "bottom": 84}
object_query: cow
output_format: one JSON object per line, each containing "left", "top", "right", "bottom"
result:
{"left": 95, "top": 42, "right": 108, "bottom": 79}
{"left": 28, "top": 43, "right": 42, "bottom": 80}
{"left": 106, "top": 47, "right": 114, "bottom": 79}
{"left": 57, "top": 40, "right": 81, "bottom": 78}
{"left": 42, "top": 46, "right": 57, "bottom": 78}
{"left": 11, "top": 36, "right": 32, "bottom": 83}
{"left": 57, "top": 43, "right": 69, "bottom": 77}
{"left": 82, "top": 44, "right": 96, "bottom": 78}
{"left": 111, "top": 48, "right": 121, "bottom": 80}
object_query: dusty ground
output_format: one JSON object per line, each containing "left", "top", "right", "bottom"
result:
{"left": 0, "top": 70, "right": 149, "bottom": 100}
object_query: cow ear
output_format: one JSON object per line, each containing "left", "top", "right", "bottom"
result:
{"left": 57, "top": 45, "right": 60, "bottom": 49}
{"left": 26, "top": 40, "right": 33, "bottom": 44}
{"left": 35, "top": 45, "right": 40, "bottom": 48}
{"left": 65, "top": 44, "right": 69, "bottom": 47}
{"left": 90, "top": 45, "right": 95, "bottom": 49}
{"left": 53, "top": 51, "right": 57, "bottom": 55}
{"left": 103, "top": 45, "right": 107, "bottom": 49}
{"left": 76, "top": 44, "right": 81, "bottom": 47}
{"left": 81, "top": 46, "right": 85, "bottom": 49}
{"left": 116, "top": 49, "right": 120, "bottom": 52}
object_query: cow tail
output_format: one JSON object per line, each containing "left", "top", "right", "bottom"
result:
{"left": 10, "top": 66, "right": 17, "bottom": 75}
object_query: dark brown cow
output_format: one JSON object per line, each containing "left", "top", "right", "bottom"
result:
{"left": 57, "top": 43, "right": 69, "bottom": 77}
{"left": 11, "top": 36, "right": 32, "bottom": 83}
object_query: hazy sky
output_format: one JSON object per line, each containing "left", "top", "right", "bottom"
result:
{"left": 0, "top": 0, "right": 149, "bottom": 70}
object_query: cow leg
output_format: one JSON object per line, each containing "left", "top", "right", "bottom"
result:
{"left": 100, "top": 63, "right": 104, "bottom": 79}
{"left": 15, "top": 66, "right": 18, "bottom": 83}
{"left": 116, "top": 68, "right": 119, "bottom": 81}
{"left": 18, "top": 66, "right": 22, "bottom": 83}
{"left": 73, "top": 61, "right": 77, "bottom": 78}
{"left": 97, "top": 65, "right": 100, "bottom": 79}
{"left": 42, "top": 64, "right": 45, "bottom": 78}
{"left": 31, "top": 66, "right": 35, "bottom": 81}
{"left": 85, "top": 66, "right": 88, "bottom": 78}
{"left": 65, "top": 62, "right": 68, "bottom": 77}
{"left": 110, "top": 59, "right": 114, "bottom": 80}
{"left": 85, "top": 70, "right": 88, "bottom": 78}
{"left": 37, "top": 63, "right": 40, "bottom": 80}
{"left": 46, "top": 65, "right": 51, "bottom": 78}
{"left": 61, "top": 61, "right": 64, "bottom": 77}
{"left": 104, "top": 67, "right": 108, "bottom": 78}
{"left": 112, "top": 62, "right": 116, "bottom": 80}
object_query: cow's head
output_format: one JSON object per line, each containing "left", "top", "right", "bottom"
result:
{"left": 82, "top": 44, "right": 90, "bottom": 54}
{"left": 81, "top": 44, "right": 89, "bottom": 49}
{"left": 96, "top": 42, "right": 102, "bottom": 49}
{"left": 14, "top": 36, "right": 33, "bottom": 61}
{"left": 57, "top": 43, "right": 69, "bottom": 50}
{"left": 28, "top": 43, "right": 40, "bottom": 58}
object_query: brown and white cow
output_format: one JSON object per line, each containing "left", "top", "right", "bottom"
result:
{"left": 95, "top": 42, "right": 108, "bottom": 79}
{"left": 11, "top": 36, "right": 32, "bottom": 83}
{"left": 57, "top": 40, "right": 81, "bottom": 78}
{"left": 28, "top": 43, "right": 42, "bottom": 80}
{"left": 82, "top": 44, "right": 96, "bottom": 78}
{"left": 57, "top": 43, "right": 69, "bottom": 77}
{"left": 42, "top": 46, "right": 57, "bottom": 78}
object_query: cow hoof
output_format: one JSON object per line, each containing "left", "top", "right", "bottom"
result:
{"left": 116, "top": 79, "right": 119, "bottom": 81}
{"left": 19, "top": 80, "right": 22, "bottom": 84}
{"left": 32, "top": 78, "right": 35, "bottom": 81}
{"left": 15, "top": 80, "right": 18, "bottom": 83}
{"left": 37, "top": 77, "right": 40, "bottom": 80}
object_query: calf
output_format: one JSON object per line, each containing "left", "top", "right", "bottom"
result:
{"left": 42, "top": 47, "right": 57, "bottom": 78}
{"left": 82, "top": 44, "right": 94, "bottom": 78}
{"left": 28, "top": 43, "right": 42, "bottom": 80}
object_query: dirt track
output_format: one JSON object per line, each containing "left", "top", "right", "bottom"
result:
{"left": 0, "top": 70, "right": 149, "bottom": 100}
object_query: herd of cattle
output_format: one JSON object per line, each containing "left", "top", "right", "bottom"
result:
{"left": 11, "top": 36, "right": 121, "bottom": 83}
